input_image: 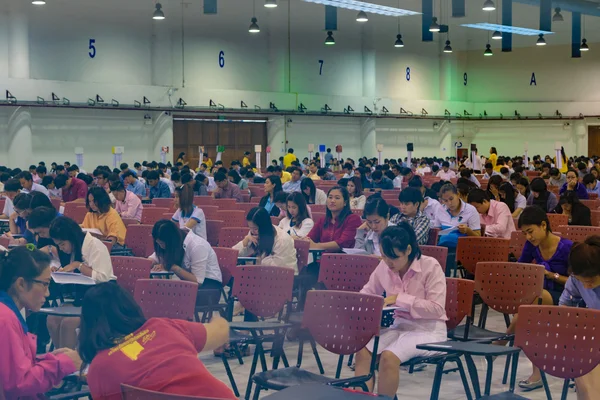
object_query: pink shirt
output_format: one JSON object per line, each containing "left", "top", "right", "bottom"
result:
{"left": 0, "top": 303, "right": 76, "bottom": 399}
{"left": 115, "top": 190, "right": 143, "bottom": 222}
{"left": 360, "top": 255, "right": 448, "bottom": 322}
{"left": 480, "top": 200, "right": 515, "bottom": 239}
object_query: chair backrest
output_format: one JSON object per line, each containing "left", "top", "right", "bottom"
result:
{"left": 205, "top": 220, "right": 222, "bottom": 247}
{"left": 134, "top": 279, "right": 198, "bottom": 321}
{"left": 103, "top": 241, "right": 114, "bottom": 253}
{"left": 124, "top": 224, "right": 155, "bottom": 257}
{"left": 546, "top": 213, "right": 568, "bottom": 229}
{"left": 475, "top": 262, "right": 544, "bottom": 315}
{"left": 141, "top": 207, "right": 170, "bottom": 225}
{"left": 589, "top": 193, "right": 599, "bottom": 200}
{"left": 214, "top": 198, "right": 238, "bottom": 210}
{"left": 317, "top": 254, "right": 380, "bottom": 292}
{"left": 311, "top": 212, "right": 326, "bottom": 223}
{"left": 193, "top": 196, "right": 215, "bottom": 207}
{"left": 248, "top": 185, "right": 265, "bottom": 198}
{"left": 64, "top": 206, "right": 88, "bottom": 224}
{"left": 515, "top": 305, "right": 600, "bottom": 380}
{"left": 50, "top": 198, "right": 61, "bottom": 211}
{"left": 218, "top": 227, "right": 248, "bottom": 248}
{"left": 445, "top": 278, "right": 474, "bottom": 331}
{"left": 558, "top": 225, "right": 600, "bottom": 244}
{"left": 236, "top": 203, "right": 255, "bottom": 214}
{"left": 293, "top": 239, "right": 310, "bottom": 273}
{"left": 232, "top": 265, "right": 294, "bottom": 318}
{"left": 456, "top": 237, "right": 510, "bottom": 275}
{"left": 111, "top": 256, "right": 153, "bottom": 296}
{"left": 217, "top": 210, "right": 246, "bottom": 228}
{"left": 420, "top": 245, "right": 448, "bottom": 272}
{"left": 121, "top": 384, "right": 223, "bottom": 400}
{"left": 310, "top": 204, "right": 326, "bottom": 213}
{"left": 212, "top": 247, "right": 238, "bottom": 286}
{"left": 427, "top": 228, "right": 440, "bottom": 246}
{"left": 151, "top": 198, "right": 174, "bottom": 209}
{"left": 591, "top": 210, "right": 600, "bottom": 227}
{"left": 509, "top": 230, "right": 528, "bottom": 260}
{"left": 198, "top": 205, "right": 219, "bottom": 220}
{"left": 302, "top": 290, "right": 383, "bottom": 356}
{"left": 579, "top": 199, "right": 598, "bottom": 209}
{"left": 122, "top": 218, "right": 140, "bottom": 227}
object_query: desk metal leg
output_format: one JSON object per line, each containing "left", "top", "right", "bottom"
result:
{"left": 484, "top": 356, "right": 494, "bottom": 396}
{"left": 464, "top": 355, "right": 481, "bottom": 399}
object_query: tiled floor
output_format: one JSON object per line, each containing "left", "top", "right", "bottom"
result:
{"left": 200, "top": 307, "right": 578, "bottom": 399}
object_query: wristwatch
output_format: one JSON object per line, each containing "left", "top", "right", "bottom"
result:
{"left": 553, "top": 273, "right": 560, "bottom": 281}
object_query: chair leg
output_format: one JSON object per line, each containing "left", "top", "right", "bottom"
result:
{"left": 244, "top": 342, "right": 261, "bottom": 400}
{"left": 464, "top": 355, "right": 481, "bottom": 399}
{"left": 560, "top": 378, "right": 570, "bottom": 400}
{"left": 429, "top": 360, "right": 446, "bottom": 400}
{"left": 540, "top": 371, "right": 553, "bottom": 400}
{"left": 483, "top": 356, "right": 494, "bottom": 396}
{"left": 502, "top": 338, "right": 515, "bottom": 385}
{"left": 455, "top": 357, "right": 473, "bottom": 400}
{"left": 335, "top": 355, "right": 344, "bottom": 379}
{"left": 251, "top": 385, "right": 262, "bottom": 400}
{"left": 232, "top": 342, "right": 244, "bottom": 365}
{"left": 221, "top": 353, "right": 240, "bottom": 397}
{"left": 309, "top": 336, "right": 325, "bottom": 374}
{"left": 347, "top": 353, "right": 354, "bottom": 367}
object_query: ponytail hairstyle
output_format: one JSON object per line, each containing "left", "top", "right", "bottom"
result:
{"left": 0, "top": 246, "right": 51, "bottom": 292}
{"left": 379, "top": 222, "right": 422, "bottom": 264}
{"left": 175, "top": 184, "right": 194, "bottom": 217}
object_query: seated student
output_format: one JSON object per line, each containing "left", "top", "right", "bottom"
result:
{"left": 347, "top": 176, "right": 366, "bottom": 210}
{"left": 54, "top": 173, "right": 88, "bottom": 203}
{"left": 467, "top": 189, "right": 515, "bottom": 239}
{"left": 306, "top": 162, "right": 320, "bottom": 180}
{"left": 355, "top": 198, "right": 394, "bottom": 255}
{"left": 77, "top": 173, "right": 93, "bottom": 187}
{"left": 233, "top": 207, "right": 297, "bottom": 272}
{"left": 371, "top": 170, "right": 394, "bottom": 191}
{"left": 41, "top": 176, "right": 61, "bottom": 200}
{"left": 170, "top": 171, "right": 182, "bottom": 189}
{"left": 0, "top": 247, "right": 81, "bottom": 398}
{"left": 526, "top": 178, "right": 558, "bottom": 213}
{"left": 18, "top": 171, "right": 50, "bottom": 197}
{"left": 460, "top": 169, "right": 481, "bottom": 187}
{"left": 407, "top": 178, "right": 442, "bottom": 228}
{"left": 540, "top": 162, "right": 552, "bottom": 179}
{"left": 82, "top": 187, "right": 127, "bottom": 246}
{"left": 111, "top": 182, "right": 143, "bottom": 222}
{"left": 502, "top": 182, "right": 526, "bottom": 218}
{"left": 193, "top": 173, "right": 209, "bottom": 196}
{"left": 516, "top": 177, "right": 530, "bottom": 198}
{"left": 486, "top": 175, "right": 504, "bottom": 201}
{"left": 212, "top": 171, "right": 243, "bottom": 202}
{"left": 559, "top": 169, "right": 589, "bottom": 199}
{"left": 513, "top": 206, "right": 573, "bottom": 391}
{"left": 555, "top": 191, "right": 592, "bottom": 226}
{"left": 279, "top": 192, "right": 314, "bottom": 238}
{"left": 355, "top": 224, "right": 447, "bottom": 398}
{"left": 172, "top": 184, "right": 207, "bottom": 240}
{"left": 79, "top": 284, "right": 235, "bottom": 400}
{"left": 582, "top": 173, "right": 600, "bottom": 197}
{"left": 483, "top": 162, "right": 499, "bottom": 179}
{"left": 436, "top": 161, "right": 456, "bottom": 180}
{"left": 549, "top": 167, "right": 567, "bottom": 187}
{"left": 282, "top": 167, "right": 303, "bottom": 193}
{"left": 559, "top": 237, "right": 600, "bottom": 399}
{"left": 147, "top": 170, "right": 171, "bottom": 199}
{"left": 317, "top": 167, "right": 337, "bottom": 181}
{"left": 47, "top": 216, "right": 116, "bottom": 349}
{"left": 390, "top": 187, "right": 430, "bottom": 245}
{"left": 122, "top": 170, "right": 146, "bottom": 197}
{"left": 259, "top": 175, "right": 284, "bottom": 217}
{"left": 227, "top": 169, "right": 248, "bottom": 191}
{"left": 149, "top": 220, "right": 222, "bottom": 304}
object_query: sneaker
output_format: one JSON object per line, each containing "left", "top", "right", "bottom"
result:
{"left": 518, "top": 379, "right": 543, "bottom": 391}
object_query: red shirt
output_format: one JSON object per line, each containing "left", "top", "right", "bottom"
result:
{"left": 62, "top": 177, "right": 88, "bottom": 202}
{"left": 308, "top": 213, "right": 362, "bottom": 249}
{"left": 86, "top": 318, "right": 236, "bottom": 400}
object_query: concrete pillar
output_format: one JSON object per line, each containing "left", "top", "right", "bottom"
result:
{"left": 360, "top": 118, "right": 377, "bottom": 158}
{"left": 8, "top": 3, "right": 30, "bottom": 79}
{"left": 575, "top": 120, "right": 587, "bottom": 156}
{"left": 7, "top": 108, "right": 33, "bottom": 168}
{"left": 151, "top": 22, "right": 172, "bottom": 86}
{"left": 361, "top": 26, "right": 376, "bottom": 98}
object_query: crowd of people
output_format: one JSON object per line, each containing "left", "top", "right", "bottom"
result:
{"left": 0, "top": 146, "right": 599, "bottom": 400}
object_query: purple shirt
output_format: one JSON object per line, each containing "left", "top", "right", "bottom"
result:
{"left": 559, "top": 277, "right": 600, "bottom": 309}
{"left": 213, "top": 182, "right": 243, "bottom": 202}
{"left": 559, "top": 182, "right": 589, "bottom": 200}
{"left": 518, "top": 237, "right": 573, "bottom": 291}
{"left": 62, "top": 176, "right": 88, "bottom": 202}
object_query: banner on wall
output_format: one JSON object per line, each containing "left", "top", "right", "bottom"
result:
{"left": 376, "top": 144, "right": 383, "bottom": 165}
{"left": 161, "top": 146, "right": 169, "bottom": 164}
{"left": 554, "top": 142, "right": 562, "bottom": 170}
{"left": 216, "top": 145, "right": 225, "bottom": 162}
{"left": 335, "top": 145, "right": 342, "bottom": 161}
{"left": 319, "top": 145, "right": 326, "bottom": 168}
{"left": 255, "top": 145, "right": 262, "bottom": 170}
{"left": 523, "top": 142, "right": 529, "bottom": 168}
{"left": 74, "top": 147, "right": 84, "bottom": 168}
{"left": 266, "top": 146, "right": 271, "bottom": 168}
{"left": 112, "top": 146, "right": 124, "bottom": 168}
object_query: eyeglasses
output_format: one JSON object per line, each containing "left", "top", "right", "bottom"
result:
{"left": 30, "top": 279, "right": 51, "bottom": 288}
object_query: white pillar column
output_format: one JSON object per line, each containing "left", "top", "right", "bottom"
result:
{"left": 7, "top": 108, "right": 33, "bottom": 168}
{"left": 575, "top": 120, "right": 587, "bottom": 156}
{"left": 151, "top": 22, "right": 172, "bottom": 87}
{"left": 360, "top": 118, "right": 377, "bottom": 158}
{"left": 361, "top": 26, "right": 376, "bottom": 98}
{"left": 8, "top": 3, "right": 30, "bottom": 79}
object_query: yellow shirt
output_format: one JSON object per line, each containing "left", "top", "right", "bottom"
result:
{"left": 554, "top": 156, "right": 568, "bottom": 173}
{"left": 82, "top": 208, "right": 127, "bottom": 246}
{"left": 242, "top": 157, "right": 251, "bottom": 167}
{"left": 204, "top": 158, "right": 213, "bottom": 169}
{"left": 283, "top": 153, "right": 297, "bottom": 169}
{"left": 307, "top": 173, "right": 321, "bottom": 180}
{"left": 281, "top": 171, "right": 292, "bottom": 183}
{"left": 488, "top": 153, "right": 498, "bottom": 170}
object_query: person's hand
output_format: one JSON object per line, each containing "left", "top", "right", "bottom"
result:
{"left": 40, "top": 245, "right": 59, "bottom": 259}
{"left": 490, "top": 186, "right": 499, "bottom": 199}
{"left": 2, "top": 231, "right": 13, "bottom": 238}
{"left": 384, "top": 294, "right": 398, "bottom": 307}
{"left": 358, "top": 221, "right": 369, "bottom": 231}
{"left": 60, "top": 262, "right": 81, "bottom": 273}
{"left": 61, "top": 349, "right": 82, "bottom": 370}
{"left": 52, "top": 348, "right": 71, "bottom": 355}
{"left": 458, "top": 224, "right": 469, "bottom": 234}
{"left": 152, "top": 264, "right": 165, "bottom": 272}
{"left": 568, "top": 180, "right": 577, "bottom": 190}
{"left": 242, "top": 234, "right": 258, "bottom": 247}
{"left": 13, "top": 238, "right": 27, "bottom": 246}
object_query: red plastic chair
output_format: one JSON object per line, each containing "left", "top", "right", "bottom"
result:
{"left": 64, "top": 206, "right": 88, "bottom": 224}
{"left": 214, "top": 198, "right": 238, "bottom": 210}
{"left": 420, "top": 245, "right": 448, "bottom": 273}
{"left": 111, "top": 256, "right": 153, "bottom": 296}
{"left": 311, "top": 212, "right": 326, "bottom": 223}
{"left": 427, "top": 228, "right": 440, "bottom": 245}
{"left": 310, "top": 204, "right": 326, "bottom": 213}
{"left": 218, "top": 227, "right": 248, "bottom": 248}
{"left": 217, "top": 210, "right": 245, "bottom": 228}
{"left": 293, "top": 239, "right": 310, "bottom": 274}
{"left": 141, "top": 207, "right": 170, "bottom": 225}
{"left": 205, "top": 220, "right": 222, "bottom": 247}
{"left": 546, "top": 213, "right": 568, "bottom": 229}
{"left": 122, "top": 218, "right": 140, "bottom": 227}
{"left": 589, "top": 192, "right": 599, "bottom": 200}
{"left": 151, "top": 198, "right": 174, "bottom": 210}
{"left": 103, "top": 241, "right": 113, "bottom": 253}
{"left": 193, "top": 196, "right": 215, "bottom": 207}
{"left": 236, "top": 203, "right": 255, "bottom": 214}
{"left": 50, "top": 198, "right": 61, "bottom": 211}
{"left": 134, "top": 279, "right": 198, "bottom": 321}
{"left": 579, "top": 199, "right": 598, "bottom": 209}
{"left": 212, "top": 247, "right": 238, "bottom": 288}
{"left": 124, "top": 224, "right": 155, "bottom": 258}
{"left": 121, "top": 384, "right": 224, "bottom": 400}
{"left": 456, "top": 237, "right": 510, "bottom": 276}
{"left": 241, "top": 193, "right": 251, "bottom": 203}
{"left": 591, "top": 210, "right": 600, "bottom": 226}
{"left": 558, "top": 225, "right": 600, "bottom": 244}
{"left": 445, "top": 278, "right": 475, "bottom": 333}
{"left": 317, "top": 253, "right": 380, "bottom": 292}
{"left": 270, "top": 216, "right": 280, "bottom": 225}
{"left": 509, "top": 230, "right": 528, "bottom": 260}
{"left": 249, "top": 197, "right": 261, "bottom": 204}
{"left": 199, "top": 205, "right": 219, "bottom": 220}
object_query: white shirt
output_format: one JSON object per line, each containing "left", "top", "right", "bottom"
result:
{"left": 423, "top": 197, "right": 443, "bottom": 228}
{"left": 315, "top": 188, "right": 327, "bottom": 205}
{"left": 436, "top": 170, "right": 457, "bottom": 180}
{"left": 515, "top": 193, "right": 526, "bottom": 210}
{"left": 233, "top": 226, "right": 298, "bottom": 273}
{"left": 172, "top": 206, "right": 207, "bottom": 240}
{"left": 2, "top": 197, "right": 14, "bottom": 217}
{"left": 416, "top": 166, "right": 431, "bottom": 176}
{"left": 393, "top": 176, "right": 402, "bottom": 189}
{"left": 48, "top": 187, "right": 62, "bottom": 198}
{"left": 22, "top": 182, "right": 50, "bottom": 198}
{"left": 278, "top": 217, "right": 314, "bottom": 237}
{"left": 350, "top": 195, "right": 366, "bottom": 210}
{"left": 80, "top": 232, "right": 116, "bottom": 283}
{"left": 161, "top": 177, "right": 175, "bottom": 194}
{"left": 150, "top": 233, "right": 222, "bottom": 284}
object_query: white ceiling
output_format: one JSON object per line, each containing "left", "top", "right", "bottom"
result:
{"left": 6, "top": 0, "right": 600, "bottom": 51}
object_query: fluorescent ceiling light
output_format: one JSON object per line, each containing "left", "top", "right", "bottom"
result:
{"left": 174, "top": 118, "right": 269, "bottom": 123}
{"left": 303, "top": 0, "right": 420, "bottom": 17}
{"left": 461, "top": 23, "right": 553, "bottom": 36}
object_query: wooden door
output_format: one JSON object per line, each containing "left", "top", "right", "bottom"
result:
{"left": 588, "top": 126, "right": 600, "bottom": 158}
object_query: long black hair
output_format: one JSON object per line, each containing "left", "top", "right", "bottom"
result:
{"left": 499, "top": 182, "right": 516, "bottom": 213}
{"left": 247, "top": 207, "right": 276, "bottom": 257}
{"left": 78, "top": 283, "right": 147, "bottom": 365}
{"left": 301, "top": 178, "right": 316, "bottom": 204}
{"left": 0, "top": 246, "right": 51, "bottom": 292}
{"left": 380, "top": 222, "right": 422, "bottom": 264}
{"left": 325, "top": 186, "right": 352, "bottom": 228}
{"left": 286, "top": 192, "right": 310, "bottom": 226}
{"left": 152, "top": 220, "right": 185, "bottom": 270}
{"left": 49, "top": 216, "right": 86, "bottom": 262}
{"left": 86, "top": 187, "right": 112, "bottom": 213}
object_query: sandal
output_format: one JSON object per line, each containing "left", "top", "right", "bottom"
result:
{"left": 518, "top": 379, "right": 543, "bottom": 391}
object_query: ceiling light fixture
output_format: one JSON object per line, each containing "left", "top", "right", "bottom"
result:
{"left": 580, "top": 38, "right": 589, "bottom": 51}
{"left": 394, "top": 34, "right": 404, "bottom": 47}
{"left": 552, "top": 7, "right": 563, "bottom": 22}
{"left": 492, "top": 30, "right": 502, "bottom": 39}
{"left": 303, "top": 0, "right": 420, "bottom": 17}
{"left": 429, "top": 17, "right": 440, "bottom": 32}
{"left": 356, "top": 10, "right": 368, "bottom": 21}
{"left": 461, "top": 23, "right": 553, "bottom": 36}
{"left": 536, "top": 33, "right": 546, "bottom": 46}
{"left": 443, "top": 40, "right": 453, "bottom": 53}
{"left": 264, "top": 0, "right": 278, "bottom": 8}
{"left": 325, "top": 31, "right": 336, "bottom": 45}
{"left": 249, "top": 17, "right": 260, "bottom": 33}
{"left": 32, "top": 0, "right": 46, "bottom": 4}
{"left": 484, "top": 43, "right": 493, "bottom": 56}
{"left": 153, "top": 3, "right": 165, "bottom": 20}
{"left": 482, "top": 0, "right": 495, "bottom": 11}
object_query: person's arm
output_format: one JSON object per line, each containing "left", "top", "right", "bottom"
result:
{"left": 311, "top": 214, "right": 362, "bottom": 250}
{"left": 233, "top": 185, "right": 243, "bottom": 202}
{"left": 359, "top": 262, "right": 385, "bottom": 296}
{"left": 578, "top": 184, "right": 590, "bottom": 200}
{"left": 171, "top": 315, "right": 229, "bottom": 352}
{"left": 77, "top": 182, "right": 88, "bottom": 199}
{"left": 512, "top": 207, "right": 523, "bottom": 218}
{"left": 171, "top": 264, "right": 199, "bottom": 283}
{"left": 558, "top": 277, "right": 583, "bottom": 307}
{"left": 517, "top": 241, "right": 536, "bottom": 263}
{"left": 105, "top": 211, "right": 126, "bottom": 245}
{"left": 295, "top": 218, "right": 314, "bottom": 238}
{"left": 353, "top": 229, "right": 367, "bottom": 251}
{"left": 121, "top": 196, "right": 141, "bottom": 220}
{"left": 483, "top": 204, "right": 512, "bottom": 238}
{"left": 357, "top": 195, "right": 366, "bottom": 210}
{"left": 547, "top": 193, "right": 558, "bottom": 213}
{"left": 413, "top": 214, "right": 431, "bottom": 245}
{"left": 84, "top": 238, "right": 114, "bottom": 282}
{"left": 1, "top": 317, "right": 78, "bottom": 397}
{"left": 161, "top": 183, "right": 171, "bottom": 198}
{"left": 8, "top": 212, "right": 19, "bottom": 234}
{"left": 559, "top": 183, "right": 567, "bottom": 195}
{"left": 393, "top": 265, "right": 447, "bottom": 320}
